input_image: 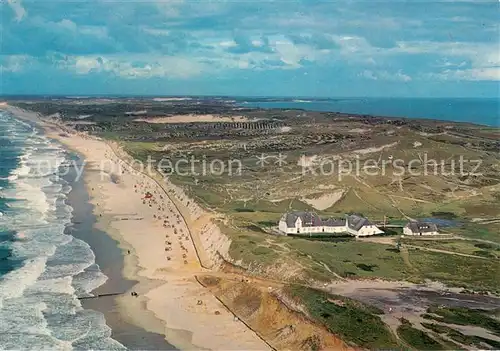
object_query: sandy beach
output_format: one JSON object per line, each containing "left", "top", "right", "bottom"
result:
{"left": 5, "top": 106, "right": 269, "bottom": 350}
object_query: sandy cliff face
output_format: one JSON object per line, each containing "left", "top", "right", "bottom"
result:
{"left": 199, "top": 222, "right": 232, "bottom": 268}
{"left": 198, "top": 276, "right": 356, "bottom": 351}
{"left": 166, "top": 181, "right": 233, "bottom": 269}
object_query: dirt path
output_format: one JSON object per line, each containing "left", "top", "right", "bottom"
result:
{"left": 389, "top": 194, "right": 433, "bottom": 204}
{"left": 352, "top": 188, "right": 379, "bottom": 211}
{"left": 388, "top": 195, "right": 415, "bottom": 221}
{"left": 399, "top": 246, "right": 416, "bottom": 271}
{"left": 404, "top": 244, "right": 490, "bottom": 260}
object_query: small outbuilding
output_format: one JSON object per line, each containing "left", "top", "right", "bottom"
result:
{"left": 403, "top": 221, "right": 439, "bottom": 236}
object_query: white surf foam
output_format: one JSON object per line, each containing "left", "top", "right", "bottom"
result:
{"left": 0, "top": 257, "right": 48, "bottom": 310}
{"left": 0, "top": 113, "right": 124, "bottom": 350}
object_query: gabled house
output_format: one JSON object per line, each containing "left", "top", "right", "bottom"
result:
{"left": 403, "top": 221, "right": 439, "bottom": 236}
{"left": 346, "top": 214, "right": 384, "bottom": 237}
{"left": 278, "top": 211, "right": 323, "bottom": 234}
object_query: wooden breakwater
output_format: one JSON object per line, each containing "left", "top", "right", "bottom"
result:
{"left": 77, "top": 292, "right": 126, "bottom": 300}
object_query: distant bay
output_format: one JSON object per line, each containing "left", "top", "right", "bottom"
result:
{"left": 237, "top": 98, "right": 499, "bottom": 127}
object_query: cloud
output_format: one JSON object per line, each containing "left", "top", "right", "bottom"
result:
{"left": 2, "top": 0, "right": 498, "bottom": 95}
{"left": 269, "top": 36, "right": 316, "bottom": 68}
{"left": 142, "top": 27, "right": 171, "bottom": 37}
{"left": 361, "top": 70, "right": 412, "bottom": 82}
{"left": 361, "top": 70, "right": 378, "bottom": 80}
{"left": 7, "top": 0, "right": 26, "bottom": 21}
{"left": 155, "top": 0, "right": 185, "bottom": 18}
{"left": 393, "top": 41, "right": 499, "bottom": 81}
{"left": 53, "top": 50, "right": 290, "bottom": 79}
{"left": 55, "top": 55, "right": 205, "bottom": 78}
{"left": 427, "top": 67, "right": 500, "bottom": 81}
{"left": 0, "top": 55, "right": 31, "bottom": 72}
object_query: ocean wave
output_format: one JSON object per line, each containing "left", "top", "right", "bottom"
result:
{"left": 0, "top": 256, "right": 48, "bottom": 310}
{"left": 0, "top": 113, "right": 122, "bottom": 350}
{"left": 11, "top": 164, "right": 31, "bottom": 177}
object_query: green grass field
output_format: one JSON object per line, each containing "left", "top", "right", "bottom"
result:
{"left": 408, "top": 250, "right": 500, "bottom": 292}
{"left": 450, "top": 222, "right": 500, "bottom": 244}
{"left": 401, "top": 237, "right": 500, "bottom": 258}
{"left": 286, "top": 239, "right": 410, "bottom": 280}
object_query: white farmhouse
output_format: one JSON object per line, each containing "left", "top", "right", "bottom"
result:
{"left": 278, "top": 212, "right": 383, "bottom": 237}
{"left": 403, "top": 221, "right": 439, "bottom": 236}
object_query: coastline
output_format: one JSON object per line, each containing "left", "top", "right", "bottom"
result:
{"left": 4, "top": 105, "right": 270, "bottom": 350}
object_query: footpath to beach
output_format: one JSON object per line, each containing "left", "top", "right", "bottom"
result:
{"left": 6, "top": 106, "right": 271, "bottom": 350}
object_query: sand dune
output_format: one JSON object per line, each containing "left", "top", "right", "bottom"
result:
{"left": 302, "top": 190, "right": 345, "bottom": 210}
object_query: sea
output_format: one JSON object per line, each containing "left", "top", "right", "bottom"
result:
{"left": 237, "top": 97, "right": 500, "bottom": 127}
{"left": 0, "top": 111, "right": 124, "bottom": 350}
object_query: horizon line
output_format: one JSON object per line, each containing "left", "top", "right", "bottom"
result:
{"left": 0, "top": 94, "right": 498, "bottom": 100}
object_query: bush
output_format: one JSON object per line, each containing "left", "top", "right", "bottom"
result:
{"left": 431, "top": 211, "right": 457, "bottom": 219}
{"left": 234, "top": 208, "right": 255, "bottom": 212}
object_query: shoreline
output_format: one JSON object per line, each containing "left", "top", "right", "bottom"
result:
{"left": 4, "top": 105, "right": 270, "bottom": 350}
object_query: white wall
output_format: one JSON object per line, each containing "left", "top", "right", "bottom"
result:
{"left": 296, "top": 217, "right": 302, "bottom": 230}
{"left": 356, "top": 225, "right": 384, "bottom": 236}
{"left": 403, "top": 227, "right": 412, "bottom": 235}
{"left": 347, "top": 226, "right": 358, "bottom": 236}
{"left": 279, "top": 224, "right": 346, "bottom": 235}
{"left": 298, "top": 226, "right": 316, "bottom": 234}
{"left": 403, "top": 227, "right": 439, "bottom": 236}
{"left": 278, "top": 218, "right": 384, "bottom": 236}
{"left": 278, "top": 220, "right": 288, "bottom": 233}
{"left": 323, "top": 226, "right": 346, "bottom": 233}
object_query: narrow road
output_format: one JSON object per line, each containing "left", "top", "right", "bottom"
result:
{"left": 404, "top": 244, "right": 491, "bottom": 260}
{"left": 399, "top": 246, "right": 416, "bottom": 271}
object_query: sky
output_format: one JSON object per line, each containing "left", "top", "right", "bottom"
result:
{"left": 1, "top": 0, "right": 499, "bottom": 97}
